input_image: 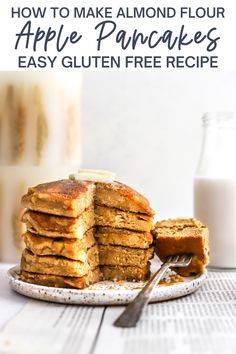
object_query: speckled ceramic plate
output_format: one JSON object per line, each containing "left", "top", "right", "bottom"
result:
{"left": 7, "top": 265, "right": 207, "bottom": 305}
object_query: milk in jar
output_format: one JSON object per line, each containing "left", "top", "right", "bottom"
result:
{"left": 194, "top": 112, "right": 236, "bottom": 268}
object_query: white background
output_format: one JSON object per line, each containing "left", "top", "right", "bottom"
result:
{"left": 82, "top": 71, "right": 236, "bottom": 218}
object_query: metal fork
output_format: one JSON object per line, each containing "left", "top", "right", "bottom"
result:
{"left": 113, "top": 254, "right": 192, "bottom": 328}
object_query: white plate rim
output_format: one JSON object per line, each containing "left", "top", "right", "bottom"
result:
{"left": 7, "top": 265, "right": 207, "bottom": 305}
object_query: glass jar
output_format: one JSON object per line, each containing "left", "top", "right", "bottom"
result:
{"left": 0, "top": 72, "right": 82, "bottom": 262}
{"left": 194, "top": 112, "right": 236, "bottom": 269}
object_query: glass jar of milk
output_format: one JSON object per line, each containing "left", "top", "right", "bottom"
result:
{"left": 0, "top": 72, "right": 82, "bottom": 262}
{"left": 194, "top": 112, "right": 236, "bottom": 269}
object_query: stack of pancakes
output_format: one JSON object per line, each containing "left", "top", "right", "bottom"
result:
{"left": 95, "top": 182, "right": 155, "bottom": 281}
{"left": 20, "top": 180, "right": 101, "bottom": 288}
{"left": 19, "top": 179, "right": 155, "bottom": 288}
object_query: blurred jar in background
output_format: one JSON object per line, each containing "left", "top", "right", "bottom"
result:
{"left": 0, "top": 72, "right": 82, "bottom": 262}
{"left": 194, "top": 112, "right": 236, "bottom": 269}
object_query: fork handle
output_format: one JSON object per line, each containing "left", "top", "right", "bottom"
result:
{"left": 113, "top": 262, "right": 171, "bottom": 328}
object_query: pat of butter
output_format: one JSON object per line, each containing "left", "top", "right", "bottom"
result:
{"left": 69, "top": 169, "right": 116, "bottom": 183}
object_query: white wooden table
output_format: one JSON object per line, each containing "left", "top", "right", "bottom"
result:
{"left": 0, "top": 262, "right": 236, "bottom": 354}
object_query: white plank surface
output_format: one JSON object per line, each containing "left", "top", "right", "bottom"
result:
{"left": 1, "top": 263, "right": 236, "bottom": 354}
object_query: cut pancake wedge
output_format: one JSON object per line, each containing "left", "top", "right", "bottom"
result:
{"left": 153, "top": 218, "right": 209, "bottom": 276}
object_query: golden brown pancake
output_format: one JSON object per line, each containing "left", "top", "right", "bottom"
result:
{"left": 22, "top": 206, "right": 94, "bottom": 238}
{"left": 96, "top": 226, "right": 153, "bottom": 249}
{"left": 153, "top": 218, "right": 209, "bottom": 276}
{"left": 95, "top": 205, "right": 153, "bottom": 232}
{"left": 23, "top": 228, "right": 95, "bottom": 261}
{"left": 95, "top": 181, "right": 155, "bottom": 216}
{"left": 20, "top": 268, "right": 101, "bottom": 289}
{"left": 98, "top": 245, "right": 154, "bottom": 267}
{"left": 101, "top": 263, "right": 150, "bottom": 281}
{"left": 21, "top": 179, "right": 95, "bottom": 217}
{"left": 21, "top": 246, "right": 99, "bottom": 277}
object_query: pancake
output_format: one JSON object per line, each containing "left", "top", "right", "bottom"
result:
{"left": 153, "top": 218, "right": 209, "bottom": 276}
{"left": 95, "top": 181, "right": 155, "bottom": 216}
{"left": 22, "top": 206, "right": 94, "bottom": 238}
{"left": 95, "top": 205, "right": 153, "bottom": 232}
{"left": 21, "top": 179, "right": 95, "bottom": 217}
{"left": 21, "top": 246, "right": 99, "bottom": 277}
{"left": 98, "top": 245, "right": 154, "bottom": 267}
{"left": 20, "top": 268, "right": 101, "bottom": 289}
{"left": 23, "top": 228, "right": 95, "bottom": 261}
{"left": 96, "top": 226, "right": 153, "bottom": 249}
{"left": 101, "top": 263, "right": 150, "bottom": 281}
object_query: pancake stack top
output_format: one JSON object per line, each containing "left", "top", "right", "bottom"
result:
{"left": 20, "top": 179, "right": 155, "bottom": 288}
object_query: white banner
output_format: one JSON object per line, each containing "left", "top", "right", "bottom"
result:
{"left": 0, "top": 0, "right": 235, "bottom": 71}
